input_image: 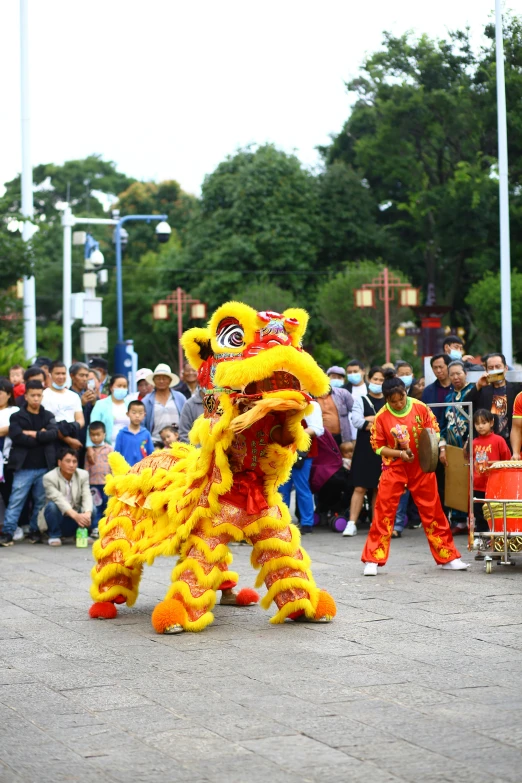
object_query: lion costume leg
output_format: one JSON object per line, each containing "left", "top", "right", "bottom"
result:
{"left": 89, "top": 498, "right": 143, "bottom": 620}
{"left": 150, "top": 519, "right": 239, "bottom": 633}
{"left": 249, "top": 504, "right": 336, "bottom": 624}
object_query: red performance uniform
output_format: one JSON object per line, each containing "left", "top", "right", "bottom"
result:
{"left": 361, "top": 398, "right": 460, "bottom": 566}
{"left": 473, "top": 433, "right": 511, "bottom": 492}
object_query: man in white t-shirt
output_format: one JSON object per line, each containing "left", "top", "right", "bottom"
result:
{"left": 42, "top": 361, "right": 84, "bottom": 451}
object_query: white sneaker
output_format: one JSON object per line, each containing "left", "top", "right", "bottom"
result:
{"left": 13, "top": 527, "right": 24, "bottom": 541}
{"left": 363, "top": 562, "right": 378, "bottom": 576}
{"left": 441, "top": 557, "right": 469, "bottom": 570}
{"left": 48, "top": 538, "right": 62, "bottom": 547}
{"left": 342, "top": 520, "right": 357, "bottom": 537}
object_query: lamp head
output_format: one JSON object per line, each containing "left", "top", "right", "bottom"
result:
{"left": 156, "top": 221, "right": 171, "bottom": 243}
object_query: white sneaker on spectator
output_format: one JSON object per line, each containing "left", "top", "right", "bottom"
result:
{"left": 48, "top": 538, "right": 62, "bottom": 547}
{"left": 363, "top": 562, "right": 378, "bottom": 576}
{"left": 441, "top": 557, "right": 469, "bottom": 570}
{"left": 342, "top": 520, "right": 357, "bottom": 537}
{"left": 13, "top": 527, "right": 24, "bottom": 541}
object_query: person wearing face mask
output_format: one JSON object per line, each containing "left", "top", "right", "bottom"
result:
{"left": 343, "top": 366, "right": 385, "bottom": 537}
{"left": 464, "top": 353, "right": 522, "bottom": 447}
{"left": 317, "top": 367, "right": 354, "bottom": 447}
{"left": 395, "top": 361, "right": 416, "bottom": 395}
{"left": 85, "top": 375, "right": 130, "bottom": 464}
{"left": 42, "top": 361, "right": 84, "bottom": 452}
{"left": 442, "top": 335, "right": 481, "bottom": 371}
{"left": 344, "top": 360, "right": 367, "bottom": 398}
{"left": 421, "top": 354, "right": 451, "bottom": 427}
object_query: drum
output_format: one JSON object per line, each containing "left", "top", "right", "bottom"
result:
{"left": 483, "top": 461, "right": 522, "bottom": 552}
{"left": 418, "top": 428, "right": 439, "bottom": 473}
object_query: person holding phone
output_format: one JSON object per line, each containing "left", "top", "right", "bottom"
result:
{"left": 69, "top": 362, "right": 98, "bottom": 464}
{"left": 464, "top": 353, "right": 522, "bottom": 448}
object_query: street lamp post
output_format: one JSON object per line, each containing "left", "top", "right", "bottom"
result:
{"left": 19, "top": 0, "right": 37, "bottom": 362}
{"left": 354, "top": 267, "right": 419, "bottom": 363}
{"left": 113, "top": 214, "right": 170, "bottom": 376}
{"left": 495, "top": 0, "right": 513, "bottom": 366}
{"left": 61, "top": 206, "right": 116, "bottom": 370}
{"left": 152, "top": 287, "right": 207, "bottom": 372}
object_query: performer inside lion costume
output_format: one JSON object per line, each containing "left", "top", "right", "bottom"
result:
{"left": 89, "top": 302, "right": 337, "bottom": 633}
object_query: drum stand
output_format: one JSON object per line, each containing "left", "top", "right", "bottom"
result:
{"left": 473, "top": 498, "right": 521, "bottom": 573}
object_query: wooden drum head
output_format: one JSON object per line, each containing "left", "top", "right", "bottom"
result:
{"left": 418, "top": 428, "right": 439, "bottom": 473}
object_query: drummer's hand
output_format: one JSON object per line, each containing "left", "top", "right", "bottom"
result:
{"left": 400, "top": 449, "right": 414, "bottom": 463}
{"left": 476, "top": 374, "right": 489, "bottom": 390}
{"left": 513, "top": 452, "right": 521, "bottom": 461}
{"left": 439, "top": 450, "right": 448, "bottom": 467}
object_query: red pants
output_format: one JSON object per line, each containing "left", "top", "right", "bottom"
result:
{"left": 361, "top": 464, "right": 460, "bottom": 565}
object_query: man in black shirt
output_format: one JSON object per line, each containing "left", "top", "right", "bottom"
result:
{"left": 464, "top": 352, "right": 522, "bottom": 446}
{"left": 0, "top": 381, "right": 58, "bottom": 546}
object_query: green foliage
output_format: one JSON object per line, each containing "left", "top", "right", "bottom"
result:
{"left": 316, "top": 261, "right": 414, "bottom": 366}
{"left": 167, "top": 145, "right": 322, "bottom": 312}
{"left": 0, "top": 333, "right": 25, "bottom": 376}
{"left": 466, "top": 271, "right": 522, "bottom": 358}
{"left": 322, "top": 18, "right": 522, "bottom": 348}
{"left": 311, "top": 342, "right": 346, "bottom": 371}
{"left": 114, "top": 180, "right": 198, "bottom": 262}
{"left": 233, "top": 282, "right": 296, "bottom": 313}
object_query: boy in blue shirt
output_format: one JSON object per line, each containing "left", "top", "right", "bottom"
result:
{"left": 114, "top": 400, "right": 154, "bottom": 466}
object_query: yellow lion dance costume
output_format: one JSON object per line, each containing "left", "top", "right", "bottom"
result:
{"left": 89, "top": 302, "right": 337, "bottom": 633}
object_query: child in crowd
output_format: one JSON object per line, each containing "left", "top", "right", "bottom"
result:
{"left": 160, "top": 424, "right": 179, "bottom": 449}
{"left": 340, "top": 441, "right": 353, "bottom": 472}
{"left": 87, "top": 421, "right": 113, "bottom": 535}
{"left": 9, "top": 365, "right": 25, "bottom": 399}
{"left": 114, "top": 400, "right": 154, "bottom": 467}
{"left": 472, "top": 408, "right": 511, "bottom": 532}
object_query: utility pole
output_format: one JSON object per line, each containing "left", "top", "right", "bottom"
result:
{"left": 20, "top": 0, "right": 37, "bottom": 362}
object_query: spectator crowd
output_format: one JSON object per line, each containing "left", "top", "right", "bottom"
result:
{"left": 1, "top": 333, "right": 521, "bottom": 549}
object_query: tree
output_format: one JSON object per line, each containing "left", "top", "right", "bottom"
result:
{"left": 114, "top": 180, "right": 198, "bottom": 262}
{"left": 316, "top": 261, "right": 415, "bottom": 365}
{"left": 466, "top": 271, "right": 522, "bottom": 358}
{"left": 164, "top": 145, "right": 321, "bottom": 313}
{"left": 321, "top": 19, "right": 522, "bottom": 347}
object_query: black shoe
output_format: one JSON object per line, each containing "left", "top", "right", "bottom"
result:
{"left": 27, "top": 531, "right": 42, "bottom": 544}
{"left": 301, "top": 526, "right": 313, "bottom": 535}
{"left": 0, "top": 534, "right": 14, "bottom": 547}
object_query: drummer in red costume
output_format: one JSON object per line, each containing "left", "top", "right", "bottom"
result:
{"left": 361, "top": 376, "right": 469, "bottom": 575}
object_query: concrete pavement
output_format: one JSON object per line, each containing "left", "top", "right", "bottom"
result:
{"left": 1, "top": 525, "right": 522, "bottom": 782}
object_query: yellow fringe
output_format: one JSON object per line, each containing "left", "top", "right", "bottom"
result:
{"left": 254, "top": 554, "right": 311, "bottom": 587}
{"left": 165, "top": 581, "right": 218, "bottom": 611}
{"left": 260, "top": 576, "right": 318, "bottom": 610}
{"left": 270, "top": 597, "right": 315, "bottom": 624}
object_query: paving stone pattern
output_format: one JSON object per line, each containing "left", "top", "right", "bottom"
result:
{"left": 1, "top": 527, "right": 522, "bottom": 782}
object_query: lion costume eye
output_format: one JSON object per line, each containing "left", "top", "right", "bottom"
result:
{"left": 216, "top": 318, "right": 245, "bottom": 349}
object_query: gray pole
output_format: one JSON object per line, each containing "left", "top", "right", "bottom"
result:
{"left": 496, "top": 0, "right": 513, "bottom": 365}
{"left": 19, "top": 0, "right": 37, "bottom": 362}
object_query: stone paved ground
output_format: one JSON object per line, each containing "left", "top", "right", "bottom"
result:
{"left": 1, "top": 526, "right": 522, "bottom": 782}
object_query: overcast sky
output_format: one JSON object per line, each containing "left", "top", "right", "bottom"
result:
{"left": 1, "top": 0, "right": 515, "bottom": 199}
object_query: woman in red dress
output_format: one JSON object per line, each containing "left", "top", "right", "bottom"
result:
{"left": 361, "top": 377, "right": 468, "bottom": 575}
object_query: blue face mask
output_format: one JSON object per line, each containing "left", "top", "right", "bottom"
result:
{"left": 449, "top": 349, "right": 462, "bottom": 361}
{"left": 52, "top": 382, "right": 67, "bottom": 391}
{"left": 112, "top": 387, "right": 127, "bottom": 401}
{"left": 400, "top": 374, "right": 413, "bottom": 388}
{"left": 329, "top": 379, "right": 344, "bottom": 388}
{"left": 368, "top": 382, "right": 382, "bottom": 394}
{"left": 347, "top": 372, "right": 362, "bottom": 385}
